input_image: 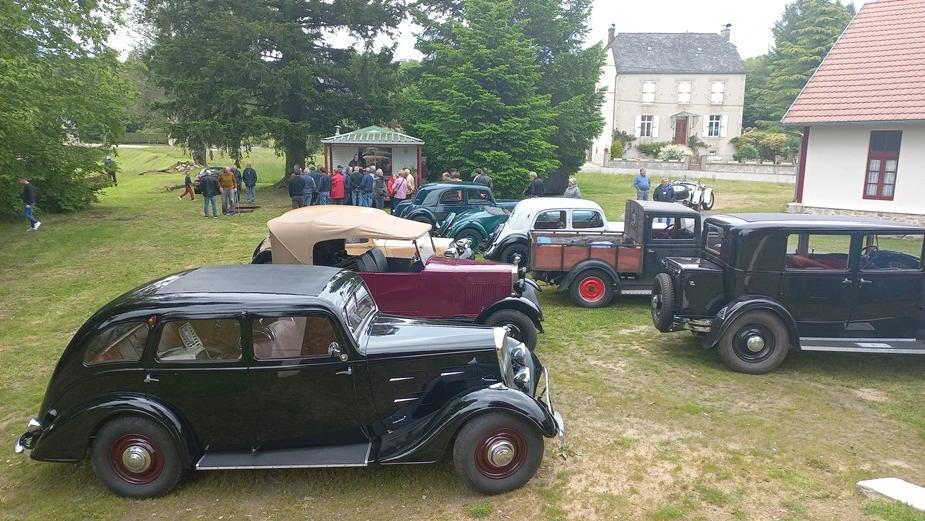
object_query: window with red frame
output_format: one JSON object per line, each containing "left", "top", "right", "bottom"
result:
{"left": 864, "top": 131, "right": 902, "bottom": 200}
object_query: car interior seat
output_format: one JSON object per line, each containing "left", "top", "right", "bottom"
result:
{"left": 369, "top": 247, "right": 389, "bottom": 272}
{"left": 254, "top": 317, "right": 306, "bottom": 359}
{"left": 356, "top": 253, "right": 376, "bottom": 272}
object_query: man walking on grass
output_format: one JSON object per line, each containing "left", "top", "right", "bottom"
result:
{"left": 199, "top": 170, "right": 220, "bottom": 218}
{"left": 19, "top": 176, "right": 41, "bottom": 231}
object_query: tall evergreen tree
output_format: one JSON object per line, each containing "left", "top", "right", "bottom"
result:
{"left": 403, "top": 0, "right": 559, "bottom": 196}
{"left": 409, "top": 0, "right": 604, "bottom": 180}
{"left": 762, "top": 0, "right": 855, "bottom": 124}
{"left": 742, "top": 55, "right": 771, "bottom": 129}
{"left": 0, "top": 0, "right": 132, "bottom": 217}
{"left": 141, "top": 0, "right": 403, "bottom": 176}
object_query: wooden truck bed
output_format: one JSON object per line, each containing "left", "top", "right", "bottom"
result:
{"left": 530, "top": 232, "right": 643, "bottom": 274}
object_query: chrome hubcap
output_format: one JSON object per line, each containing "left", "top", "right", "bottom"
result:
{"left": 122, "top": 446, "right": 152, "bottom": 473}
{"left": 487, "top": 440, "right": 515, "bottom": 467}
{"left": 651, "top": 295, "right": 660, "bottom": 309}
{"left": 745, "top": 335, "right": 766, "bottom": 353}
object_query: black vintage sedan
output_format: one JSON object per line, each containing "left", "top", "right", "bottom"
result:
{"left": 651, "top": 214, "right": 925, "bottom": 374}
{"left": 15, "top": 265, "right": 563, "bottom": 498}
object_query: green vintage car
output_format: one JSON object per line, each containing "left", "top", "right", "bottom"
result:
{"left": 437, "top": 205, "right": 511, "bottom": 251}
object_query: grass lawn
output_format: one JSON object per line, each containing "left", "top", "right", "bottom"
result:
{"left": 1, "top": 146, "right": 924, "bottom": 521}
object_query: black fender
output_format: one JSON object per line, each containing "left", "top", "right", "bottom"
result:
{"left": 377, "top": 386, "right": 558, "bottom": 465}
{"left": 488, "top": 233, "right": 529, "bottom": 260}
{"left": 557, "top": 259, "right": 620, "bottom": 293}
{"left": 251, "top": 236, "right": 269, "bottom": 259}
{"left": 405, "top": 208, "right": 437, "bottom": 225}
{"left": 251, "top": 249, "right": 272, "bottom": 264}
{"left": 703, "top": 295, "right": 800, "bottom": 350}
{"left": 30, "top": 393, "right": 198, "bottom": 467}
{"left": 475, "top": 296, "right": 544, "bottom": 332}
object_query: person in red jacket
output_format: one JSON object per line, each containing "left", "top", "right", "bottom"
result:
{"left": 330, "top": 166, "right": 345, "bottom": 204}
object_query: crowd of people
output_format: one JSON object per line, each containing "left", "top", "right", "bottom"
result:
{"left": 286, "top": 164, "right": 417, "bottom": 212}
{"left": 190, "top": 164, "right": 258, "bottom": 218}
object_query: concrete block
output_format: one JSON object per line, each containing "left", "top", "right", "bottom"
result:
{"left": 857, "top": 477, "right": 925, "bottom": 511}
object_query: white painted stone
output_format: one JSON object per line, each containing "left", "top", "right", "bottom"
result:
{"left": 857, "top": 478, "right": 925, "bottom": 511}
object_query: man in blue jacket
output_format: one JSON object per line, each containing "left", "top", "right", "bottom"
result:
{"left": 242, "top": 164, "right": 257, "bottom": 203}
{"left": 634, "top": 168, "right": 651, "bottom": 200}
{"left": 360, "top": 167, "right": 374, "bottom": 207}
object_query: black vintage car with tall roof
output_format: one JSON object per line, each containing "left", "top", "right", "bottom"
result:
{"left": 650, "top": 213, "right": 925, "bottom": 374}
{"left": 14, "top": 265, "right": 563, "bottom": 498}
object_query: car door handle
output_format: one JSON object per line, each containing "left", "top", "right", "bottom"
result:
{"left": 859, "top": 278, "right": 873, "bottom": 284}
{"left": 841, "top": 278, "right": 853, "bottom": 284}
{"left": 143, "top": 374, "right": 160, "bottom": 383}
{"left": 336, "top": 367, "right": 352, "bottom": 376}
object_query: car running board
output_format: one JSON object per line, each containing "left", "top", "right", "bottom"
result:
{"left": 196, "top": 443, "right": 372, "bottom": 470}
{"left": 800, "top": 338, "right": 925, "bottom": 355}
{"left": 620, "top": 289, "right": 652, "bottom": 296}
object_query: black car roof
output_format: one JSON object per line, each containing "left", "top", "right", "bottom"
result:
{"left": 631, "top": 200, "right": 701, "bottom": 217}
{"left": 158, "top": 265, "right": 344, "bottom": 296}
{"left": 706, "top": 213, "right": 925, "bottom": 233}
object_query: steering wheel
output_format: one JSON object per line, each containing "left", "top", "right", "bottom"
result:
{"left": 861, "top": 245, "right": 879, "bottom": 256}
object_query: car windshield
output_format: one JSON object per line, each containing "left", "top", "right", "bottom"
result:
{"left": 414, "top": 231, "right": 437, "bottom": 262}
{"left": 344, "top": 282, "right": 377, "bottom": 339}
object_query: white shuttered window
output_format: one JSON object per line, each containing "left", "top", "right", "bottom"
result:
{"left": 642, "top": 81, "right": 656, "bottom": 104}
{"left": 677, "top": 81, "right": 691, "bottom": 104}
{"left": 710, "top": 81, "right": 725, "bottom": 104}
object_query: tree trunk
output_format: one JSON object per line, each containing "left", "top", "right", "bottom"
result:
{"left": 192, "top": 146, "right": 207, "bottom": 166}
{"left": 283, "top": 138, "right": 307, "bottom": 183}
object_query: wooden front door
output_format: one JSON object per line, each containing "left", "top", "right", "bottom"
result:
{"left": 674, "top": 117, "right": 688, "bottom": 145}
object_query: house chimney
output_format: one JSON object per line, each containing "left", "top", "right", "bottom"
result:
{"left": 607, "top": 24, "right": 615, "bottom": 46}
{"left": 720, "top": 23, "right": 731, "bottom": 41}
{"left": 335, "top": 125, "right": 341, "bottom": 136}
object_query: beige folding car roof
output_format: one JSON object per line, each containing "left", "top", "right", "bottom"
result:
{"left": 267, "top": 206, "right": 432, "bottom": 264}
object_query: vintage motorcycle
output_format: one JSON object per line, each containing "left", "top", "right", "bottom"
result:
{"left": 670, "top": 180, "right": 715, "bottom": 211}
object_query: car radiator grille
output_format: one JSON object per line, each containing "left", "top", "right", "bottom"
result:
{"left": 466, "top": 283, "right": 497, "bottom": 310}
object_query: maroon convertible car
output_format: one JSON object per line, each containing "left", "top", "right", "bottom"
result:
{"left": 251, "top": 206, "right": 544, "bottom": 349}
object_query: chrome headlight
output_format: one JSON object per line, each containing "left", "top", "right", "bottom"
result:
{"left": 514, "top": 366, "right": 531, "bottom": 391}
{"left": 27, "top": 418, "right": 41, "bottom": 433}
{"left": 510, "top": 344, "right": 528, "bottom": 367}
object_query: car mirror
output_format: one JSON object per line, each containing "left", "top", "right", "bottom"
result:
{"left": 328, "top": 342, "right": 347, "bottom": 362}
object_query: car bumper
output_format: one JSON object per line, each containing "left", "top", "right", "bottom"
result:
{"left": 534, "top": 368, "right": 564, "bottom": 443}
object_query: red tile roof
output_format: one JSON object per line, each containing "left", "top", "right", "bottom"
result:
{"left": 781, "top": 0, "right": 925, "bottom": 125}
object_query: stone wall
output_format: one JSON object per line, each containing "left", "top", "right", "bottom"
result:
{"left": 606, "top": 159, "right": 689, "bottom": 171}
{"left": 786, "top": 203, "right": 925, "bottom": 226}
{"left": 702, "top": 162, "right": 797, "bottom": 176}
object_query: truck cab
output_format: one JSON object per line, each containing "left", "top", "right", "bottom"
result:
{"left": 530, "top": 200, "right": 701, "bottom": 307}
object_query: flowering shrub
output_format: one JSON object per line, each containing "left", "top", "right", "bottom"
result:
{"left": 658, "top": 144, "right": 689, "bottom": 161}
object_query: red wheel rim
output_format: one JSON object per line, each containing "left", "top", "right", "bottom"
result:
{"left": 109, "top": 434, "right": 164, "bottom": 485}
{"left": 578, "top": 276, "right": 605, "bottom": 302}
{"left": 474, "top": 428, "right": 528, "bottom": 479}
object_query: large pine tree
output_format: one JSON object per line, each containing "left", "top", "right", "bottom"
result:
{"left": 402, "top": 0, "right": 560, "bottom": 196}
{"left": 405, "top": 0, "right": 604, "bottom": 190}
{"left": 141, "top": 0, "right": 404, "bottom": 176}
{"left": 762, "top": 0, "right": 856, "bottom": 124}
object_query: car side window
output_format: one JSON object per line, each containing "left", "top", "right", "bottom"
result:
{"left": 467, "top": 189, "right": 489, "bottom": 204}
{"left": 253, "top": 315, "right": 338, "bottom": 360}
{"left": 85, "top": 322, "right": 149, "bottom": 365}
{"left": 785, "top": 234, "right": 851, "bottom": 270}
{"left": 439, "top": 190, "right": 462, "bottom": 204}
{"left": 860, "top": 233, "right": 923, "bottom": 271}
{"left": 650, "top": 216, "right": 694, "bottom": 240}
{"left": 534, "top": 210, "right": 566, "bottom": 230}
{"left": 156, "top": 319, "right": 242, "bottom": 362}
{"left": 572, "top": 210, "right": 604, "bottom": 229}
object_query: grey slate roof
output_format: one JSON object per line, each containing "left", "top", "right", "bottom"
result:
{"left": 613, "top": 33, "right": 746, "bottom": 75}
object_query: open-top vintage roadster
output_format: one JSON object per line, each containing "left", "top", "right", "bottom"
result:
{"left": 671, "top": 180, "right": 715, "bottom": 211}
{"left": 252, "top": 206, "right": 544, "bottom": 349}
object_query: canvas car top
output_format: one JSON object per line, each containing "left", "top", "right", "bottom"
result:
{"left": 268, "top": 206, "right": 432, "bottom": 264}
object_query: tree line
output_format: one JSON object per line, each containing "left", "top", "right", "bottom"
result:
{"left": 2, "top": 0, "right": 856, "bottom": 217}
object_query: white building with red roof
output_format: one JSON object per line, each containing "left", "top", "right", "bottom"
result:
{"left": 781, "top": 0, "right": 925, "bottom": 223}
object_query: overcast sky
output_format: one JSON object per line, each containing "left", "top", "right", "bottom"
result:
{"left": 111, "top": 0, "right": 866, "bottom": 61}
